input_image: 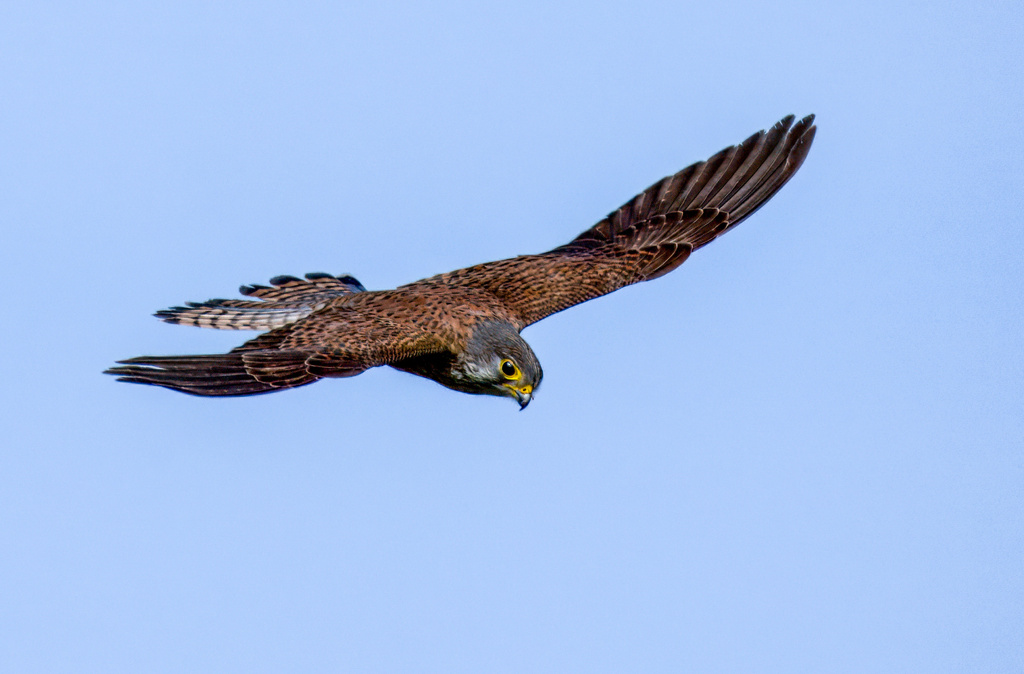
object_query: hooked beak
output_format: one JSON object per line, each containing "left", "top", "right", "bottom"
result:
{"left": 506, "top": 384, "right": 533, "bottom": 410}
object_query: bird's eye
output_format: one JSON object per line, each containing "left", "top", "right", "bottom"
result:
{"left": 500, "top": 359, "right": 519, "bottom": 379}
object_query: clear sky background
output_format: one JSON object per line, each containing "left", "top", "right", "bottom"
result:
{"left": 2, "top": 1, "right": 1021, "bottom": 672}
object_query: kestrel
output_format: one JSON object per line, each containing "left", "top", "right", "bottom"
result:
{"left": 107, "top": 114, "right": 816, "bottom": 408}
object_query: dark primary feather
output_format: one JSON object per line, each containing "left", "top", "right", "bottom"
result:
{"left": 565, "top": 114, "right": 815, "bottom": 251}
{"left": 437, "top": 114, "right": 816, "bottom": 326}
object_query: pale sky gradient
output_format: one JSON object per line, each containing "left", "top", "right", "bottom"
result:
{"left": 2, "top": 1, "right": 1022, "bottom": 672}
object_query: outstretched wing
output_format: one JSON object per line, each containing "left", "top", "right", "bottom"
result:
{"left": 155, "top": 272, "right": 366, "bottom": 330}
{"left": 438, "top": 114, "right": 816, "bottom": 327}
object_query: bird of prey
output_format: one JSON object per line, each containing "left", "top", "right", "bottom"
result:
{"left": 107, "top": 114, "right": 816, "bottom": 408}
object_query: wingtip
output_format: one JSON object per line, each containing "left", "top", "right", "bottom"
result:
{"left": 773, "top": 113, "right": 815, "bottom": 137}
{"left": 776, "top": 113, "right": 796, "bottom": 130}
{"left": 791, "top": 113, "right": 817, "bottom": 141}
{"left": 786, "top": 120, "right": 817, "bottom": 173}
{"left": 239, "top": 283, "right": 270, "bottom": 296}
{"left": 153, "top": 308, "right": 182, "bottom": 323}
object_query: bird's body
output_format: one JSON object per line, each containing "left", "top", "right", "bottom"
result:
{"left": 107, "top": 115, "right": 816, "bottom": 407}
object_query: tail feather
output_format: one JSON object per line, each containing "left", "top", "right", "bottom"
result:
{"left": 106, "top": 326, "right": 319, "bottom": 396}
{"left": 106, "top": 325, "right": 371, "bottom": 396}
{"left": 105, "top": 352, "right": 311, "bottom": 396}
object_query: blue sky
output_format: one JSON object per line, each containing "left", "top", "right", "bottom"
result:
{"left": 2, "top": 1, "right": 1021, "bottom": 672}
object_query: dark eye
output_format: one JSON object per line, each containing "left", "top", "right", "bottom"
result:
{"left": 500, "top": 359, "right": 519, "bottom": 379}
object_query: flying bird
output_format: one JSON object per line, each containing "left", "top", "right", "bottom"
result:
{"left": 107, "top": 114, "right": 816, "bottom": 408}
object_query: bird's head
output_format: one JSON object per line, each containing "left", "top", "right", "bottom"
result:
{"left": 454, "top": 321, "right": 543, "bottom": 409}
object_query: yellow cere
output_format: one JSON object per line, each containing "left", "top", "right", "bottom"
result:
{"left": 503, "top": 382, "right": 532, "bottom": 396}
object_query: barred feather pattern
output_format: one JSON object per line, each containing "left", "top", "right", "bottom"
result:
{"left": 155, "top": 272, "right": 365, "bottom": 330}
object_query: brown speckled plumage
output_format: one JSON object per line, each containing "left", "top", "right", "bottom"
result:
{"left": 107, "top": 115, "right": 816, "bottom": 406}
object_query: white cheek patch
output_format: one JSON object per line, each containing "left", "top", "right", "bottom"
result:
{"left": 451, "top": 356, "right": 494, "bottom": 384}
